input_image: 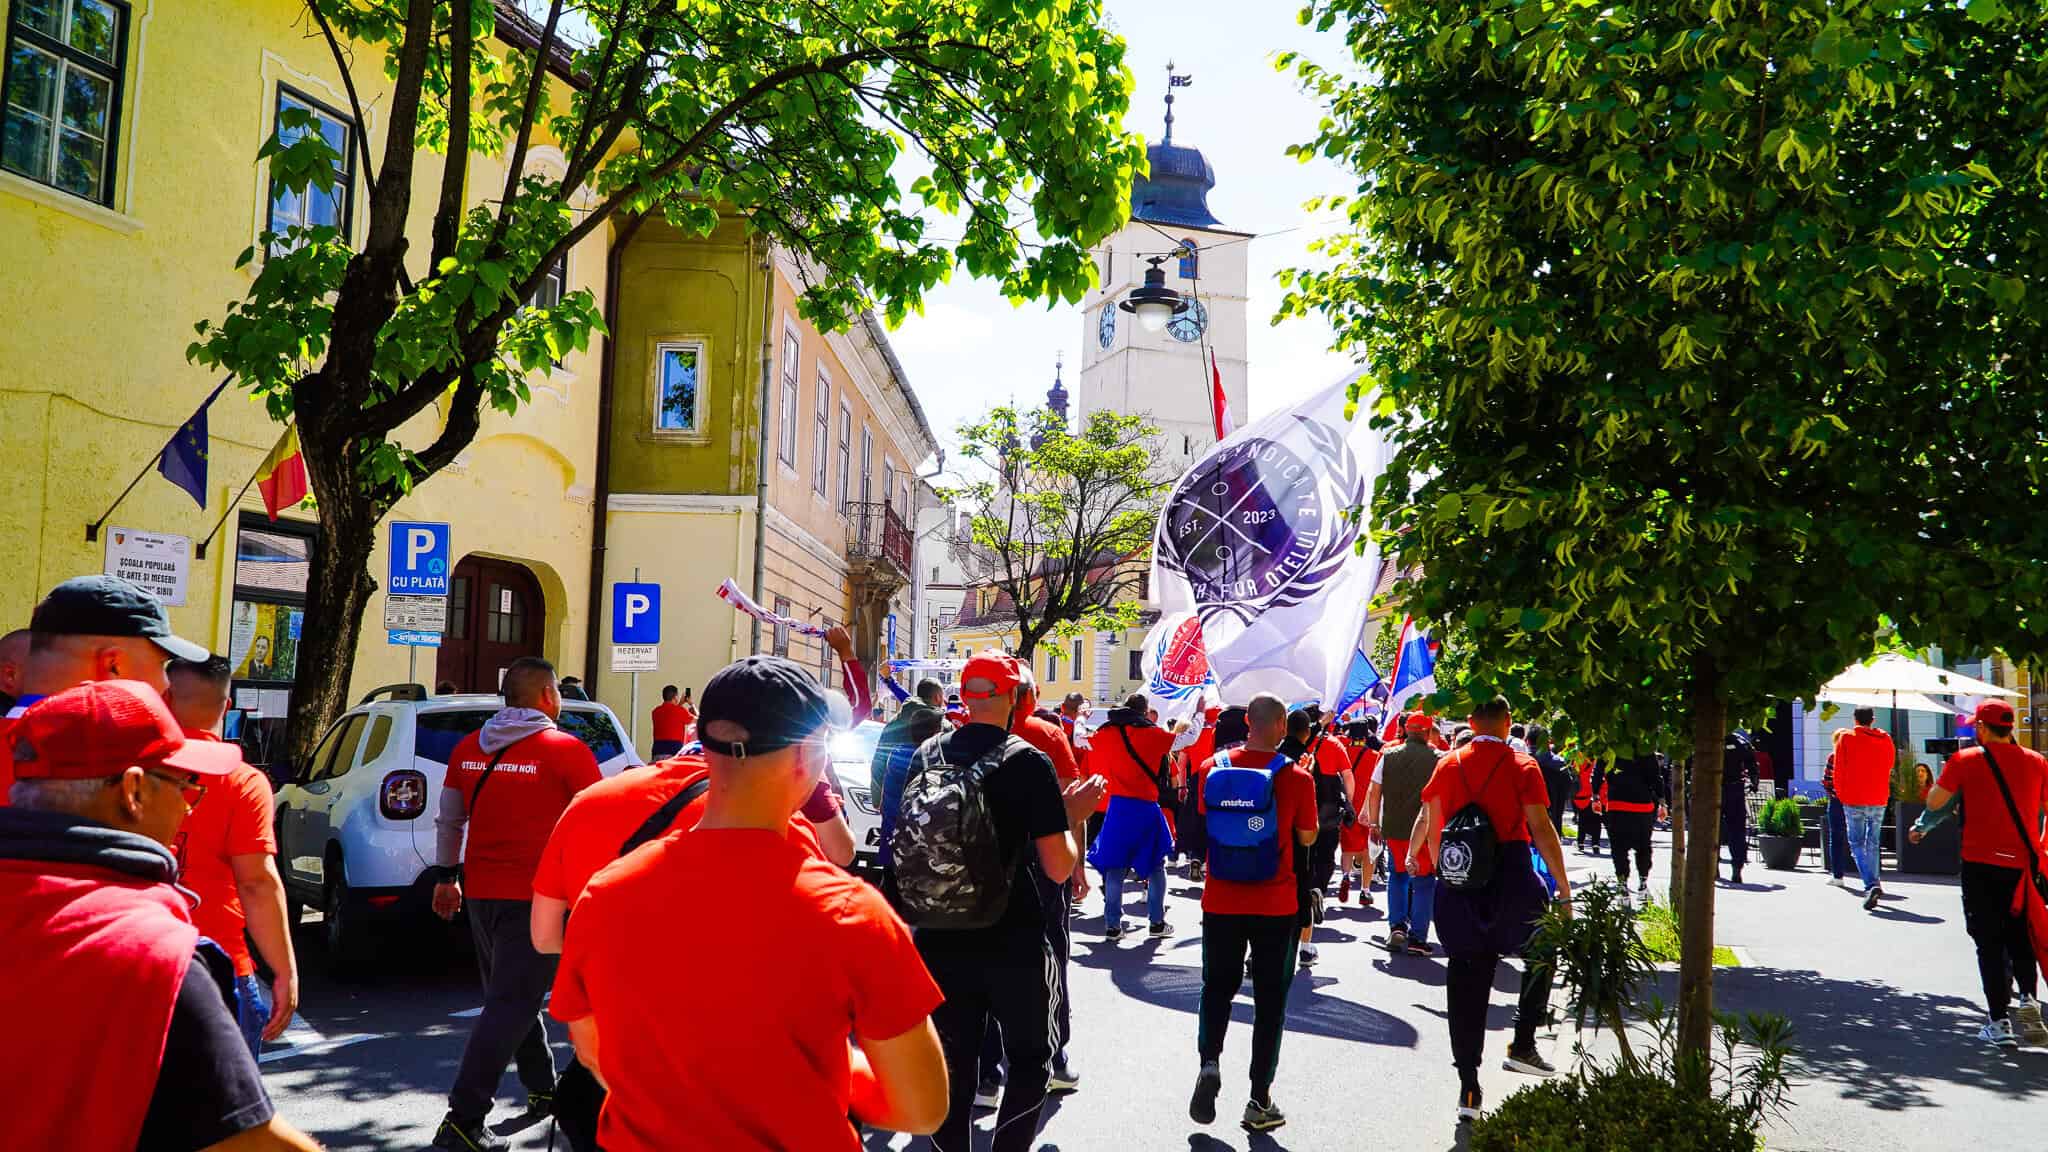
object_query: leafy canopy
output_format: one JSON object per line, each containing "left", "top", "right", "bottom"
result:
{"left": 1283, "top": 0, "right": 2048, "bottom": 754}
{"left": 944, "top": 406, "right": 1166, "bottom": 655}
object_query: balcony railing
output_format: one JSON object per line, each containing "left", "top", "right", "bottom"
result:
{"left": 846, "top": 501, "right": 912, "bottom": 578}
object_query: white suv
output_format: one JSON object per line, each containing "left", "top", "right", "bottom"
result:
{"left": 274, "top": 686, "right": 639, "bottom": 975}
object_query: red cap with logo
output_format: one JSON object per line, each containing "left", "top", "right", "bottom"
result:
{"left": 959, "top": 653, "right": 1026, "bottom": 700}
{"left": 12, "top": 680, "right": 242, "bottom": 781}
{"left": 1974, "top": 699, "right": 2017, "bottom": 729}
{"left": 1405, "top": 712, "right": 1435, "bottom": 732}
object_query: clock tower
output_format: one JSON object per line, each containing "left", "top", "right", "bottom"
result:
{"left": 1079, "top": 66, "right": 1251, "bottom": 473}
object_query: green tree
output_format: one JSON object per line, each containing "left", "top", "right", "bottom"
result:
{"left": 187, "top": 0, "right": 1145, "bottom": 762}
{"left": 945, "top": 407, "right": 1165, "bottom": 658}
{"left": 1285, "top": 0, "right": 2048, "bottom": 1059}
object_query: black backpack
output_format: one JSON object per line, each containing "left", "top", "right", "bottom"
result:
{"left": 891, "top": 734, "right": 1021, "bottom": 929}
{"left": 1438, "top": 744, "right": 1510, "bottom": 891}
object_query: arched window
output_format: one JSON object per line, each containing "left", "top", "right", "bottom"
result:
{"left": 1178, "top": 239, "right": 1199, "bottom": 279}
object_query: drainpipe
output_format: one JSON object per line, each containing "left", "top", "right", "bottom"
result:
{"left": 583, "top": 212, "right": 645, "bottom": 685}
{"left": 750, "top": 237, "right": 775, "bottom": 654}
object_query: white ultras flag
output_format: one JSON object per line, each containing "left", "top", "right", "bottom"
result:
{"left": 1150, "top": 374, "right": 1381, "bottom": 708}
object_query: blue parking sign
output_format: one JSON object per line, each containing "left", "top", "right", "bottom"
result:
{"left": 388, "top": 522, "right": 451, "bottom": 595}
{"left": 613, "top": 583, "right": 661, "bottom": 645}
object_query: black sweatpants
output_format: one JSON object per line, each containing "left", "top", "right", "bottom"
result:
{"left": 1721, "top": 791, "right": 1749, "bottom": 876}
{"left": 977, "top": 870, "right": 1074, "bottom": 1083}
{"left": 448, "top": 898, "right": 558, "bottom": 1124}
{"left": 1574, "top": 803, "right": 1601, "bottom": 850}
{"left": 924, "top": 939, "right": 1056, "bottom": 1152}
{"left": 1308, "top": 827, "right": 1341, "bottom": 897}
{"left": 1446, "top": 948, "right": 1553, "bottom": 1088}
{"left": 1198, "top": 912, "right": 1298, "bottom": 1100}
{"left": 1607, "top": 810, "right": 1655, "bottom": 885}
{"left": 1961, "top": 861, "right": 2040, "bottom": 1020}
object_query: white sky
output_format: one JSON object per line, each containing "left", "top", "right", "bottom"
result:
{"left": 884, "top": 1, "right": 1362, "bottom": 466}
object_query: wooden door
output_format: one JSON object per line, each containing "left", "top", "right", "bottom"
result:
{"left": 436, "top": 556, "right": 545, "bottom": 693}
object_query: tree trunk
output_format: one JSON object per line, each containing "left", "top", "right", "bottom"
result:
{"left": 1668, "top": 756, "right": 1686, "bottom": 910}
{"left": 1678, "top": 651, "right": 1728, "bottom": 1062}
{"left": 281, "top": 444, "right": 382, "bottom": 769}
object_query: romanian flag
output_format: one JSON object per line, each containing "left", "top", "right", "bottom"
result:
{"left": 255, "top": 425, "right": 308, "bottom": 520}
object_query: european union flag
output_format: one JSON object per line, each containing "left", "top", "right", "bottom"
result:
{"left": 157, "top": 380, "right": 226, "bottom": 509}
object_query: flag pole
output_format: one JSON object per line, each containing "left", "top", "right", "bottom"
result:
{"left": 195, "top": 426, "right": 291, "bottom": 561}
{"left": 85, "top": 376, "right": 230, "bottom": 542}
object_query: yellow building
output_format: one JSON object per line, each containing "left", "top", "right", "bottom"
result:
{"left": 941, "top": 581, "right": 1156, "bottom": 707}
{"left": 590, "top": 223, "right": 938, "bottom": 731}
{"left": 0, "top": 0, "right": 624, "bottom": 766}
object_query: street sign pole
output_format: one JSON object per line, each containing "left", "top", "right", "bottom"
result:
{"left": 629, "top": 566, "right": 640, "bottom": 753}
{"left": 408, "top": 645, "right": 416, "bottom": 687}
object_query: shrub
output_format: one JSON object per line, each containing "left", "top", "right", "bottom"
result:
{"left": 1471, "top": 1067, "right": 1756, "bottom": 1152}
{"left": 1758, "top": 797, "right": 1804, "bottom": 838}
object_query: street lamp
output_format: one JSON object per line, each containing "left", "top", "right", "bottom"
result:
{"left": 1120, "top": 255, "right": 1184, "bottom": 332}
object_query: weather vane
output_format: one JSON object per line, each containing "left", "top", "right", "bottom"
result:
{"left": 1165, "top": 60, "right": 1193, "bottom": 144}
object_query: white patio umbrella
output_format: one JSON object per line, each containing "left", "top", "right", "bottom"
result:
{"left": 1820, "top": 653, "right": 2018, "bottom": 699}
{"left": 1813, "top": 688, "right": 1968, "bottom": 716}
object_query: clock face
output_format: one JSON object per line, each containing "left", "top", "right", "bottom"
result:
{"left": 1097, "top": 305, "right": 1117, "bottom": 349}
{"left": 1168, "top": 298, "right": 1209, "bottom": 343}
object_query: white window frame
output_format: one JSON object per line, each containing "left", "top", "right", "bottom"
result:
{"left": 266, "top": 84, "right": 355, "bottom": 253}
{"left": 812, "top": 366, "right": 831, "bottom": 496}
{"left": 778, "top": 326, "right": 800, "bottom": 469}
{"left": 648, "top": 337, "right": 709, "bottom": 441}
{"left": 836, "top": 402, "right": 852, "bottom": 512}
{"left": 1, "top": 0, "right": 127, "bottom": 207}
{"left": 860, "top": 426, "right": 874, "bottom": 506}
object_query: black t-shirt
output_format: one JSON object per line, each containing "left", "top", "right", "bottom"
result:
{"left": 138, "top": 953, "right": 275, "bottom": 1152}
{"left": 915, "top": 722, "right": 1069, "bottom": 954}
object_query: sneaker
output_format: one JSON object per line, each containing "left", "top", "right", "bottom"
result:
{"left": 524, "top": 1089, "right": 554, "bottom": 1116}
{"left": 1104, "top": 919, "right": 1127, "bottom": 941}
{"left": 1189, "top": 1062, "right": 1222, "bottom": 1124}
{"left": 1359, "top": 889, "right": 1375, "bottom": 907}
{"left": 1982, "top": 1017, "right": 2019, "bottom": 1047}
{"left": 1829, "top": 876, "right": 1849, "bottom": 888}
{"left": 1387, "top": 927, "right": 1410, "bottom": 955}
{"left": 1863, "top": 885, "right": 1882, "bottom": 912}
{"left": 1456, "top": 1084, "right": 1484, "bottom": 1124}
{"left": 1048, "top": 1063, "right": 1082, "bottom": 1093}
{"left": 1636, "top": 882, "right": 1652, "bottom": 904}
{"left": 1148, "top": 921, "right": 1175, "bottom": 939}
{"left": 1298, "top": 942, "right": 1319, "bottom": 966}
{"left": 1242, "top": 1098, "right": 1286, "bottom": 1132}
{"left": 431, "top": 1116, "right": 507, "bottom": 1152}
{"left": 1619, "top": 888, "right": 1634, "bottom": 911}
{"left": 1406, "top": 938, "right": 1435, "bottom": 957}
{"left": 2015, "top": 1000, "right": 2048, "bottom": 1046}
{"left": 973, "top": 1080, "right": 1002, "bottom": 1110}
{"left": 1503, "top": 1044, "right": 1557, "bottom": 1077}
{"left": 1337, "top": 874, "right": 1351, "bottom": 904}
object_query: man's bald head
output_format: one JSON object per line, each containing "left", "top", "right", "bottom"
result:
{"left": 1245, "top": 692, "right": 1288, "bottom": 749}
{"left": 501, "top": 657, "right": 562, "bottom": 719}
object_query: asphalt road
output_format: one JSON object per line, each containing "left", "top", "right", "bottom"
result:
{"left": 263, "top": 832, "right": 2046, "bottom": 1151}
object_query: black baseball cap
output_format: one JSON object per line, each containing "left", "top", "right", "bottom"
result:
{"left": 697, "top": 655, "right": 831, "bottom": 757}
{"left": 30, "top": 575, "right": 209, "bottom": 662}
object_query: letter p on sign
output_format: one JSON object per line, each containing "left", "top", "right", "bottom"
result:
{"left": 612, "top": 582, "right": 661, "bottom": 645}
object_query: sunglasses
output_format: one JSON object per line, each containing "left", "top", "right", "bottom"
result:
{"left": 142, "top": 769, "right": 207, "bottom": 809}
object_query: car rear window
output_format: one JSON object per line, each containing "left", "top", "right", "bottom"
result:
{"left": 412, "top": 708, "right": 626, "bottom": 765}
{"left": 414, "top": 711, "right": 496, "bottom": 765}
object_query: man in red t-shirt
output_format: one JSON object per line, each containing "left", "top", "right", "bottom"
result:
{"left": 428, "top": 657, "right": 603, "bottom": 1152}
{"left": 1410, "top": 695, "right": 1572, "bottom": 1124}
{"left": 650, "top": 684, "right": 692, "bottom": 758}
{"left": 165, "top": 656, "right": 297, "bottom": 1060}
{"left": 1835, "top": 707, "right": 1898, "bottom": 906}
{"left": 1089, "top": 693, "right": 1179, "bottom": 940}
{"left": 1189, "top": 693, "right": 1318, "bottom": 1134}
{"left": 1914, "top": 700, "right": 2048, "bottom": 1046}
{"left": 552, "top": 655, "right": 949, "bottom": 1151}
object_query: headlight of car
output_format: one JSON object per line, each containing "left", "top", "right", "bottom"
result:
{"left": 845, "top": 785, "right": 878, "bottom": 815}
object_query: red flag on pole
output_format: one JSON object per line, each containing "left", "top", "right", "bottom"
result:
{"left": 1210, "top": 349, "right": 1234, "bottom": 441}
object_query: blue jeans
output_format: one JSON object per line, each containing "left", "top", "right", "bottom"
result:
{"left": 1387, "top": 856, "right": 1434, "bottom": 944}
{"left": 1101, "top": 861, "right": 1167, "bottom": 927}
{"left": 1824, "top": 798, "right": 1850, "bottom": 879}
{"left": 1845, "top": 805, "right": 1885, "bottom": 891}
{"left": 235, "top": 972, "right": 269, "bottom": 1060}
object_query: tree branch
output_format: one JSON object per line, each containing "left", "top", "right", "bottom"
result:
{"left": 430, "top": 0, "right": 475, "bottom": 269}
{"left": 491, "top": 0, "right": 566, "bottom": 252}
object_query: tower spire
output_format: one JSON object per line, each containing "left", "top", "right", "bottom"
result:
{"left": 1164, "top": 62, "right": 1193, "bottom": 145}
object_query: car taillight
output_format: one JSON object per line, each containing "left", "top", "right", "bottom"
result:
{"left": 381, "top": 770, "right": 427, "bottom": 819}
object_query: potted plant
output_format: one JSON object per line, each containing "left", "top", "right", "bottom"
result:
{"left": 1757, "top": 798, "right": 1804, "bottom": 871}
{"left": 1893, "top": 759, "right": 1959, "bottom": 875}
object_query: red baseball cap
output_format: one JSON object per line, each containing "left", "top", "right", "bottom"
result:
{"left": 1974, "top": 699, "right": 2017, "bottom": 729}
{"left": 1405, "top": 712, "right": 1435, "bottom": 732}
{"left": 12, "top": 680, "right": 242, "bottom": 782}
{"left": 959, "top": 653, "right": 1026, "bottom": 700}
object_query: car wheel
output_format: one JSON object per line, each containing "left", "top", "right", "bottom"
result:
{"left": 322, "top": 861, "right": 373, "bottom": 981}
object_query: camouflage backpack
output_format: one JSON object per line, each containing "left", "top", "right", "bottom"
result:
{"left": 890, "top": 734, "right": 1021, "bottom": 930}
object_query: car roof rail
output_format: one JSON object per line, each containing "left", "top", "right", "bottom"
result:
{"left": 359, "top": 683, "right": 429, "bottom": 705}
